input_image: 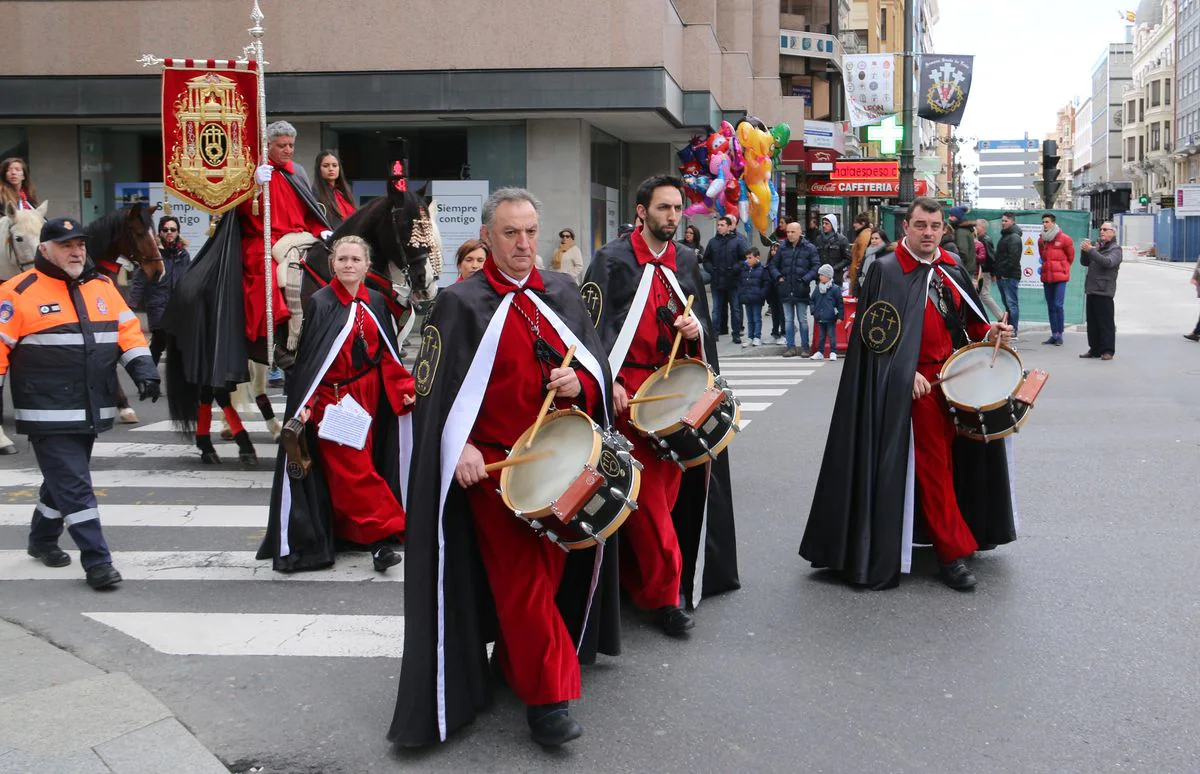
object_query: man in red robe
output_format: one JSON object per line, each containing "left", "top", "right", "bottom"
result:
{"left": 239, "top": 121, "right": 330, "bottom": 360}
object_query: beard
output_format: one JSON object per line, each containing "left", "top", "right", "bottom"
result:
{"left": 645, "top": 219, "right": 677, "bottom": 244}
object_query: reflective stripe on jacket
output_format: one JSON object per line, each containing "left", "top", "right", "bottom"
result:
{"left": 0, "top": 258, "right": 157, "bottom": 435}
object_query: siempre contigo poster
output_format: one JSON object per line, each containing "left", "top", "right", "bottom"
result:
{"left": 842, "top": 54, "right": 897, "bottom": 128}
{"left": 917, "top": 54, "right": 974, "bottom": 127}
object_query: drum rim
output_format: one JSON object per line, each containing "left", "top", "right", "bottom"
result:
{"left": 957, "top": 403, "right": 1033, "bottom": 442}
{"left": 674, "top": 400, "right": 742, "bottom": 468}
{"left": 499, "top": 407, "right": 602, "bottom": 518}
{"left": 939, "top": 341, "right": 1025, "bottom": 413}
{"left": 629, "top": 358, "right": 714, "bottom": 436}
{"left": 555, "top": 465, "right": 642, "bottom": 549}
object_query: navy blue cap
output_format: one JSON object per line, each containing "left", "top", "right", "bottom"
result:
{"left": 40, "top": 217, "right": 89, "bottom": 244}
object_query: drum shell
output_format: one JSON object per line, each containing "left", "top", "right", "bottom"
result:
{"left": 631, "top": 359, "right": 741, "bottom": 469}
{"left": 939, "top": 342, "right": 1031, "bottom": 441}
{"left": 948, "top": 398, "right": 1031, "bottom": 442}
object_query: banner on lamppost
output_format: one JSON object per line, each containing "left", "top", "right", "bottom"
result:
{"left": 917, "top": 54, "right": 974, "bottom": 127}
{"left": 160, "top": 59, "right": 261, "bottom": 214}
{"left": 842, "top": 54, "right": 897, "bottom": 128}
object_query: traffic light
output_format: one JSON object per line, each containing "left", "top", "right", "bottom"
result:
{"left": 1041, "top": 140, "right": 1062, "bottom": 208}
{"left": 1139, "top": 194, "right": 1151, "bottom": 206}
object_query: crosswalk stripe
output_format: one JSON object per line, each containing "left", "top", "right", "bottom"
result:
{"left": 721, "top": 370, "right": 812, "bottom": 377}
{"left": 720, "top": 361, "right": 824, "bottom": 367}
{"left": 82, "top": 612, "right": 404, "bottom": 658}
{"left": 738, "top": 402, "right": 771, "bottom": 412}
{"left": 738, "top": 419, "right": 752, "bottom": 430}
{"left": 132, "top": 420, "right": 277, "bottom": 434}
{"left": 729, "top": 388, "right": 788, "bottom": 397}
{"left": 0, "top": 468, "right": 270, "bottom": 489}
{"left": 726, "top": 379, "right": 803, "bottom": 386}
{"left": 0, "top": 550, "right": 399, "bottom": 582}
{"left": 0, "top": 504, "right": 265, "bottom": 528}
{"left": 89, "top": 442, "right": 277, "bottom": 459}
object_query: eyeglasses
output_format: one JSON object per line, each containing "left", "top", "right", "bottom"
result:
{"left": 1100, "top": 227, "right": 1114, "bottom": 231}
{"left": 161, "top": 227, "right": 178, "bottom": 233}
{"left": 559, "top": 234, "right": 571, "bottom": 240}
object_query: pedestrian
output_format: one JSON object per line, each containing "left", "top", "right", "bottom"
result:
{"left": 0, "top": 157, "right": 38, "bottom": 212}
{"left": 775, "top": 220, "right": 820, "bottom": 358}
{"left": 974, "top": 219, "right": 1005, "bottom": 320}
{"left": 388, "top": 187, "right": 620, "bottom": 748}
{"left": 311, "top": 150, "right": 357, "bottom": 229}
{"left": 682, "top": 224, "right": 703, "bottom": 254}
{"left": 1038, "top": 212, "right": 1074, "bottom": 346}
{"left": 127, "top": 216, "right": 190, "bottom": 365}
{"left": 994, "top": 212, "right": 1023, "bottom": 340}
{"left": 858, "top": 228, "right": 891, "bottom": 292}
{"left": 764, "top": 241, "right": 785, "bottom": 343}
{"left": 1078, "top": 222, "right": 1122, "bottom": 361}
{"left": 808, "top": 263, "right": 843, "bottom": 361}
{"left": 946, "top": 207, "right": 977, "bottom": 275}
{"left": 702, "top": 215, "right": 748, "bottom": 343}
{"left": 813, "top": 214, "right": 851, "bottom": 286}
{"left": 805, "top": 214, "right": 820, "bottom": 244}
{"left": 454, "top": 238, "right": 486, "bottom": 282}
{"left": 1187, "top": 255, "right": 1200, "bottom": 342}
{"left": 262, "top": 235, "right": 416, "bottom": 573}
{"left": 737, "top": 247, "right": 773, "bottom": 347}
{"left": 0, "top": 217, "right": 161, "bottom": 590}
{"left": 550, "top": 227, "right": 584, "bottom": 283}
{"left": 846, "top": 212, "right": 873, "bottom": 293}
{"left": 799, "top": 197, "right": 1016, "bottom": 591}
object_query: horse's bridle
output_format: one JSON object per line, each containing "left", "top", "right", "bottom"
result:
{"left": 4, "top": 228, "right": 36, "bottom": 272}
{"left": 389, "top": 206, "right": 433, "bottom": 311}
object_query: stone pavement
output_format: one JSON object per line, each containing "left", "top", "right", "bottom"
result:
{"left": 0, "top": 618, "right": 227, "bottom": 774}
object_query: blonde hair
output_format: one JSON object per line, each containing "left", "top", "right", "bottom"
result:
{"left": 331, "top": 235, "right": 372, "bottom": 262}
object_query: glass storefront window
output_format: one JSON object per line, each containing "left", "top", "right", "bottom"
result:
{"left": 78, "top": 125, "right": 161, "bottom": 222}
{"left": 590, "top": 127, "right": 626, "bottom": 253}
{"left": 0, "top": 127, "right": 28, "bottom": 166}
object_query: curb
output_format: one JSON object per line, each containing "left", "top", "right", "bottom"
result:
{"left": 0, "top": 618, "right": 228, "bottom": 773}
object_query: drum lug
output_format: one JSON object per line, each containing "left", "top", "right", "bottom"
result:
{"left": 609, "top": 486, "right": 626, "bottom": 502}
{"left": 616, "top": 449, "right": 643, "bottom": 471}
{"left": 721, "top": 388, "right": 735, "bottom": 401}
{"left": 697, "top": 437, "right": 719, "bottom": 461}
{"left": 718, "top": 410, "right": 733, "bottom": 424}
{"left": 578, "top": 521, "right": 606, "bottom": 546}
{"left": 528, "top": 518, "right": 542, "bottom": 531}
{"left": 714, "top": 375, "right": 728, "bottom": 388}
{"left": 514, "top": 509, "right": 525, "bottom": 521}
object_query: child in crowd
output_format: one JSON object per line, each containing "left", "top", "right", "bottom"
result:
{"left": 809, "top": 263, "right": 844, "bottom": 361}
{"left": 736, "top": 247, "right": 774, "bottom": 347}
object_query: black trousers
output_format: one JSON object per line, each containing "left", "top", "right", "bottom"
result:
{"left": 766, "top": 285, "right": 784, "bottom": 336}
{"left": 1085, "top": 294, "right": 1116, "bottom": 356}
{"left": 29, "top": 434, "right": 110, "bottom": 569}
{"left": 1193, "top": 309, "right": 1200, "bottom": 336}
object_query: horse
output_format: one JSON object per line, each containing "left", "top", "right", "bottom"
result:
{"left": 0, "top": 201, "right": 49, "bottom": 281}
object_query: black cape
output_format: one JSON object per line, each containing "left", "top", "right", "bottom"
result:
{"left": 163, "top": 170, "right": 328, "bottom": 424}
{"left": 581, "top": 234, "right": 740, "bottom": 605}
{"left": 387, "top": 269, "right": 621, "bottom": 748}
{"left": 798, "top": 250, "right": 1017, "bottom": 590}
{"left": 256, "top": 285, "right": 409, "bottom": 572}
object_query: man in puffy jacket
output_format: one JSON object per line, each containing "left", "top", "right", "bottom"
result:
{"left": 1078, "top": 222, "right": 1122, "bottom": 360}
{"left": 775, "top": 221, "right": 819, "bottom": 357}
{"left": 947, "top": 207, "right": 978, "bottom": 277}
{"left": 813, "top": 214, "right": 851, "bottom": 286}
{"left": 1037, "top": 212, "right": 1074, "bottom": 346}
{"left": 702, "top": 215, "right": 748, "bottom": 343}
{"left": 993, "top": 212, "right": 1024, "bottom": 339}
{"left": 0, "top": 217, "right": 160, "bottom": 590}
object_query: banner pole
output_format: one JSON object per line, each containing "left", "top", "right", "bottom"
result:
{"left": 250, "top": 0, "right": 273, "bottom": 368}
{"left": 898, "top": 0, "right": 916, "bottom": 206}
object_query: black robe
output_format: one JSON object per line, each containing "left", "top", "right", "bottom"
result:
{"left": 798, "top": 251, "right": 1017, "bottom": 590}
{"left": 387, "top": 269, "right": 621, "bottom": 748}
{"left": 256, "top": 285, "right": 409, "bottom": 573}
{"left": 581, "top": 234, "right": 740, "bottom": 605}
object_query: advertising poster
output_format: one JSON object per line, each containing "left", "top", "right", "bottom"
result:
{"left": 430, "top": 180, "right": 489, "bottom": 286}
{"left": 114, "top": 182, "right": 211, "bottom": 255}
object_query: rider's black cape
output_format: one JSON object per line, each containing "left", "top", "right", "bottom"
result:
{"left": 581, "top": 234, "right": 740, "bottom": 605}
{"left": 387, "top": 268, "right": 620, "bottom": 748}
{"left": 256, "top": 285, "right": 407, "bottom": 572}
{"left": 163, "top": 169, "right": 328, "bottom": 425}
{"left": 798, "top": 250, "right": 1017, "bottom": 590}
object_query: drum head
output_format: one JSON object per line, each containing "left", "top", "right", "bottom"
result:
{"left": 941, "top": 345, "right": 1023, "bottom": 409}
{"left": 631, "top": 360, "right": 712, "bottom": 433}
{"left": 504, "top": 412, "right": 599, "bottom": 513}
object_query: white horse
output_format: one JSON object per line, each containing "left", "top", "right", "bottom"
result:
{"left": 0, "top": 202, "right": 48, "bottom": 454}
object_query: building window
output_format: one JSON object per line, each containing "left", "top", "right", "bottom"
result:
{"left": 1166, "top": 78, "right": 1172, "bottom": 105}
{"left": 1139, "top": 134, "right": 1144, "bottom": 160}
{"left": 1165, "top": 121, "right": 1171, "bottom": 148}
{"left": 1139, "top": 98, "right": 1145, "bottom": 122}
{"left": 1151, "top": 123, "right": 1161, "bottom": 151}
{"left": 1127, "top": 137, "right": 1136, "bottom": 161}
{"left": 879, "top": 8, "right": 887, "bottom": 40}
{"left": 1151, "top": 80, "right": 1161, "bottom": 107}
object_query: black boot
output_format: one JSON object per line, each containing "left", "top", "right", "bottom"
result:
{"left": 527, "top": 702, "right": 583, "bottom": 747}
{"left": 196, "top": 434, "right": 221, "bottom": 465}
{"left": 27, "top": 543, "right": 71, "bottom": 567}
{"left": 85, "top": 563, "right": 122, "bottom": 590}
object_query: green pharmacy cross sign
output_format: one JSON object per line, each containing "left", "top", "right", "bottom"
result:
{"left": 867, "top": 116, "right": 904, "bottom": 155}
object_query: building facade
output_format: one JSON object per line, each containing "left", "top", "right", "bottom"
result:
{"left": 1120, "top": 0, "right": 1176, "bottom": 208}
{"left": 1050, "top": 102, "right": 1076, "bottom": 209}
{"left": 1173, "top": 0, "right": 1200, "bottom": 185}
{"left": 1076, "top": 39, "right": 1134, "bottom": 224}
{"left": 1073, "top": 97, "right": 1094, "bottom": 210}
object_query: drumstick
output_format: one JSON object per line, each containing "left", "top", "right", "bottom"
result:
{"left": 483, "top": 450, "right": 553, "bottom": 473}
{"left": 663, "top": 295, "right": 696, "bottom": 381}
{"left": 990, "top": 312, "right": 1009, "bottom": 368}
{"left": 526, "top": 344, "right": 576, "bottom": 450}
{"left": 628, "top": 392, "right": 685, "bottom": 405}
{"left": 928, "top": 361, "right": 983, "bottom": 388}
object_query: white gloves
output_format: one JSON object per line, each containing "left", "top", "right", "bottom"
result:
{"left": 320, "top": 230, "right": 333, "bottom": 241}
{"left": 255, "top": 164, "right": 273, "bottom": 185}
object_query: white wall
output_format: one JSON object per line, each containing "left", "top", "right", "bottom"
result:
{"left": 525, "top": 119, "right": 591, "bottom": 269}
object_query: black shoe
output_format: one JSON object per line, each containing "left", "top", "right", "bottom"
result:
{"left": 1079, "top": 352, "right": 1099, "bottom": 358}
{"left": 1053, "top": 338, "right": 1063, "bottom": 346}
{"left": 27, "top": 544, "right": 71, "bottom": 568}
{"left": 1042, "top": 337, "right": 1057, "bottom": 345}
{"left": 371, "top": 544, "right": 402, "bottom": 572}
{"left": 732, "top": 337, "right": 743, "bottom": 345}
{"left": 655, "top": 605, "right": 695, "bottom": 637}
{"left": 1185, "top": 333, "right": 1200, "bottom": 342}
{"left": 938, "top": 559, "right": 976, "bottom": 591}
{"left": 85, "top": 563, "right": 122, "bottom": 590}
{"left": 528, "top": 704, "right": 583, "bottom": 748}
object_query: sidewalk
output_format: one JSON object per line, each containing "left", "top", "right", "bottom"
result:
{"left": 0, "top": 618, "right": 227, "bottom": 774}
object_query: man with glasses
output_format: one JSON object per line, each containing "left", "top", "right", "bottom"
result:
{"left": 1078, "top": 223, "right": 1122, "bottom": 360}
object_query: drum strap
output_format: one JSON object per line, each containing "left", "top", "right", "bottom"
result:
{"left": 929, "top": 268, "right": 968, "bottom": 349}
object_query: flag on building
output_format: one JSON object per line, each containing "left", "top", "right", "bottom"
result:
{"left": 1118, "top": 10, "right": 1136, "bottom": 22}
{"left": 842, "top": 54, "right": 898, "bottom": 128}
{"left": 916, "top": 55, "right": 974, "bottom": 127}
{"left": 161, "top": 59, "right": 261, "bottom": 214}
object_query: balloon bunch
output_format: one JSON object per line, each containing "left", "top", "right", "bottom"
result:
{"left": 678, "top": 118, "right": 792, "bottom": 242}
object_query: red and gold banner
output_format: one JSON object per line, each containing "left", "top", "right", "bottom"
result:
{"left": 161, "top": 59, "right": 260, "bottom": 215}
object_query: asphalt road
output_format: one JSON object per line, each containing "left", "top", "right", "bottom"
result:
{"left": 1, "top": 259, "right": 1198, "bottom": 773}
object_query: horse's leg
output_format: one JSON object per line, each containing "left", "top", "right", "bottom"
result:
{"left": 214, "top": 389, "right": 257, "bottom": 466}
{"left": 249, "top": 361, "right": 282, "bottom": 440}
{"left": 195, "top": 387, "right": 220, "bottom": 465}
{"left": 0, "top": 384, "right": 16, "bottom": 454}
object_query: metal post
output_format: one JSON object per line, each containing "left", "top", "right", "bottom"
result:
{"left": 898, "top": 0, "right": 916, "bottom": 204}
{"left": 250, "top": 0, "right": 272, "bottom": 368}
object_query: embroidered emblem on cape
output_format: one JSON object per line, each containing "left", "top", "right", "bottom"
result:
{"left": 0, "top": 301, "right": 12, "bottom": 324}
{"left": 414, "top": 324, "right": 442, "bottom": 397}
{"left": 860, "top": 300, "right": 901, "bottom": 354}
{"left": 96, "top": 296, "right": 108, "bottom": 315}
{"left": 580, "top": 281, "right": 603, "bottom": 327}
